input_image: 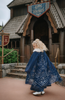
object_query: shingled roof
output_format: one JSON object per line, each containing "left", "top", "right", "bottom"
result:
{"left": 48, "top": 2, "right": 65, "bottom": 29}
{"left": 49, "top": 4, "right": 63, "bottom": 29}
{"left": 60, "top": 8, "right": 65, "bottom": 20}
{"left": 3, "top": 1, "right": 65, "bottom": 38}
{"left": 3, "top": 15, "right": 27, "bottom": 39}
{"left": 8, "top": 0, "right": 34, "bottom": 8}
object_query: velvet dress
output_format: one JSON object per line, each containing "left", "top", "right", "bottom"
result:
{"left": 25, "top": 49, "right": 62, "bottom": 92}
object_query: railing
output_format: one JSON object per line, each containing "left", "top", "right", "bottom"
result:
{"left": 0, "top": 49, "right": 19, "bottom": 66}
{"left": 55, "top": 48, "right": 60, "bottom": 68}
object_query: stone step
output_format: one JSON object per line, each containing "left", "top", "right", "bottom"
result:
{"left": 11, "top": 69, "right": 26, "bottom": 73}
{"left": 15, "top": 65, "right": 26, "bottom": 69}
{"left": 7, "top": 73, "right": 27, "bottom": 79}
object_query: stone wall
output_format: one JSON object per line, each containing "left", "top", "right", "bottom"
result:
{"left": 1, "top": 63, "right": 65, "bottom": 87}
{"left": 2, "top": 63, "right": 27, "bottom": 77}
{"left": 56, "top": 64, "right": 65, "bottom": 74}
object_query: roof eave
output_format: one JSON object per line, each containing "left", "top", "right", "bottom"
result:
{"left": 7, "top": 0, "right": 15, "bottom": 8}
{"left": 7, "top": 2, "right": 32, "bottom": 9}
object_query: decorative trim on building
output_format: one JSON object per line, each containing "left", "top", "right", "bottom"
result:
{"left": 54, "top": 2, "right": 65, "bottom": 27}
{"left": 23, "top": 14, "right": 32, "bottom": 36}
{"left": 27, "top": 1, "right": 50, "bottom": 18}
{"left": 46, "top": 12, "right": 58, "bottom": 33}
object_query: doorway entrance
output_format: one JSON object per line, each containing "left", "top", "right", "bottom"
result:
{"left": 33, "top": 17, "right": 49, "bottom": 54}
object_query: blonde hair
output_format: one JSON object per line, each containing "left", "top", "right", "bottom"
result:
{"left": 32, "top": 39, "right": 48, "bottom": 52}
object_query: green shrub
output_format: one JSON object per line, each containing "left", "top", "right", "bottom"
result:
{"left": 0, "top": 48, "right": 19, "bottom": 63}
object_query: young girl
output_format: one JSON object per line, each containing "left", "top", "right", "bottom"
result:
{"left": 25, "top": 39, "right": 62, "bottom": 96}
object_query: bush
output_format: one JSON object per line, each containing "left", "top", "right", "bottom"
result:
{"left": 0, "top": 48, "right": 19, "bottom": 63}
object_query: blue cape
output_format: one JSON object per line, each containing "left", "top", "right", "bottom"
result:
{"left": 25, "top": 51, "right": 62, "bottom": 91}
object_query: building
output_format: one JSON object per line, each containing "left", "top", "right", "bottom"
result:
{"left": 3, "top": 0, "right": 65, "bottom": 63}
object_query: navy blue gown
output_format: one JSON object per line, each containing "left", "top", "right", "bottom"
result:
{"left": 25, "top": 51, "right": 62, "bottom": 92}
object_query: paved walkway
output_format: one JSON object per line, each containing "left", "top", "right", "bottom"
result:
{"left": 0, "top": 77, "right": 65, "bottom": 100}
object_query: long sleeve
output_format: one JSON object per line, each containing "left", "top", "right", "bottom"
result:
{"left": 25, "top": 52, "right": 39, "bottom": 73}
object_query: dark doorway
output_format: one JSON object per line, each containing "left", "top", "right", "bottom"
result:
{"left": 33, "top": 17, "right": 49, "bottom": 49}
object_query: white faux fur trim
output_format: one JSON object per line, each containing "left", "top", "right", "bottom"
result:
{"left": 33, "top": 49, "right": 41, "bottom": 52}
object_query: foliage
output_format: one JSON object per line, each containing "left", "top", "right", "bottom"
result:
{"left": 0, "top": 26, "right": 2, "bottom": 30}
{"left": 0, "top": 48, "right": 19, "bottom": 63}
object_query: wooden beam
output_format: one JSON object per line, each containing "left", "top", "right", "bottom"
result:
{"left": 23, "top": 14, "right": 32, "bottom": 36}
{"left": 23, "top": 14, "right": 30, "bottom": 31}
{"left": 31, "top": 30, "right": 34, "bottom": 54}
{"left": 46, "top": 12, "right": 58, "bottom": 33}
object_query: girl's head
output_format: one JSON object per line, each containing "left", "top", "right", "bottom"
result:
{"left": 32, "top": 39, "right": 48, "bottom": 52}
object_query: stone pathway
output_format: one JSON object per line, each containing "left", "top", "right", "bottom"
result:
{"left": 0, "top": 77, "right": 65, "bottom": 100}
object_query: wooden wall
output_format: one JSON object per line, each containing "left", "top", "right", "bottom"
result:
{"left": 57, "top": 0, "right": 65, "bottom": 8}
{"left": 12, "top": 5, "right": 27, "bottom": 17}
{"left": 49, "top": 43, "right": 59, "bottom": 61}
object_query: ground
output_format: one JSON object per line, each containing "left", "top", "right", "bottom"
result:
{"left": 0, "top": 77, "right": 65, "bottom": 100}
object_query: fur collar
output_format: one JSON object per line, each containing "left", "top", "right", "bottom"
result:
{"left": 33, "top": 49, "right": 41, "bottom": 52}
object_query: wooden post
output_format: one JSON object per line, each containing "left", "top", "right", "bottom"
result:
{"left": 49, "top": 25, "right": 52, "bottom": 54}
{"left": 0, "top": 31, "right": 9, "bottom": 78}
{"left": 20, "top": 36, "right": 25, "bottom": 62}
{"left": 31, "top": 30, "right": 34, "bottom": 54}
{"left": 2, "top": 34, "right": 4, "bottom": 64}
{"left": 58, "top": 50, "right": 60, "bottom": 64}
{"left": 17, "top": 50, "right": 18, "bottom": 66}
{"left": 59, "top": 31, "right": 64, "bottom": 62}
{"left": 55, "top": 58, "right": 56, "bottom": 68}
{"left": 0, "top": 33, "right": 2, "bottom": 76}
